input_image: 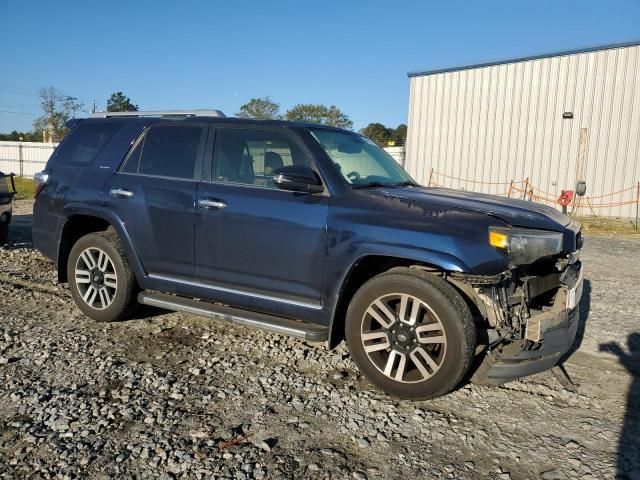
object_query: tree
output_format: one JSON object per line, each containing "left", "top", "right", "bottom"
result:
{"left": 360, "top": 123, "right": 408, "bottom": 146}
{"left": 33, "top": 87, "right": 84, "bottom": 142}
{"left": 236, "top": 97, "right": 280, "bottom": 119}
{"left": 392, "top": 124, "right": 407, "bottom": 145}
{"left": 106, "top": 92, "right": 139, "bottom": 112}
{"left": 0, "top": 130, "right": 40, "bottom": 141}
{"left": 284, "top": 104, "right": 353, "bottom": 129}
{"left": 360, "top": 123, "right": 392, "bottom": 146}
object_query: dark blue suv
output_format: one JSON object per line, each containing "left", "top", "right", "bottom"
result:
{"left": 33, "top": 110, "right": 584, "bottom": 399}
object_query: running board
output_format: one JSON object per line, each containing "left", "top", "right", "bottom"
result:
{"left": 138, "top": 292, "right": 328, "bottom": 342}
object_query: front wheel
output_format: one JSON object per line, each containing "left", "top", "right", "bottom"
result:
{"left": 67, "top": 232, "right": 138, "bottom": 322}
{"left": 345, "top": 268, "right": 476, "bottom": 400}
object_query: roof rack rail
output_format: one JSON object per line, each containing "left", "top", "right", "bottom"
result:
{"left": 91, "top": 109, "right": 226, "bottom": 118}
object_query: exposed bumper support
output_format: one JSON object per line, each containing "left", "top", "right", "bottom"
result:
{"left": 473, "top": 305, "right": 579, "bottom": 385}
{"left": 467, "top": 260, "right": 583, "bottom": 385}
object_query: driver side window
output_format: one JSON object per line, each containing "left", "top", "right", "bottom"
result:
{"left": 212, "top": 128, "right": 310, "bottom": 188}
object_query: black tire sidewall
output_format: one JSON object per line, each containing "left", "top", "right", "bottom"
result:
{"left": 67, "top": 232, "right": 135, "bottom": 322}
{"left": 345, "top": 271, "right": 475, "bottom": 400}
{"left": 0, "top": 223, "right": 8, "bottom": 245}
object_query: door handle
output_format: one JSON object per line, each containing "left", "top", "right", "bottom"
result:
{"left": 110, "top": 188, "right": 134, "bottom": 199}
{"left": 198, "top": 198, "right": 227, "bottom": 210}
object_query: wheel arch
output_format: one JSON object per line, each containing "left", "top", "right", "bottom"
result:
{"left": 57, "top": 205, "right": 146, "bottom": 283}
{"left": 327, "top": 252, "right": 469, "bottom": 349}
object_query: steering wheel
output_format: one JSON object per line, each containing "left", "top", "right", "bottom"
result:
{"left": 347, "top": 171, "right": 361, "bottom": 180}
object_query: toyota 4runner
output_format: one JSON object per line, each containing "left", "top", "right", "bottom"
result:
{"left": 32, "top": 110, "right": 583, "bottom": 399}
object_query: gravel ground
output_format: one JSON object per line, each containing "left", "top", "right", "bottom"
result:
{"left": 1, "top": 200, "right": 639, "bottom": 479}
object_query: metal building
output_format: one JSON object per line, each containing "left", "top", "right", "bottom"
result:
{"left": 405, "top": 41, "right": 640, "bottom": 218}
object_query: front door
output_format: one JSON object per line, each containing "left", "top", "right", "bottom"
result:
{"left": 104, "top": 122, "right": 207, "bottom": 277}
{"left": 194, "top": 126, "right": 328, "bottom": 317}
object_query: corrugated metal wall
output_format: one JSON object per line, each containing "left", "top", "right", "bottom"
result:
{"left": 405, "top": 43, "right": 640, "bottom": 218}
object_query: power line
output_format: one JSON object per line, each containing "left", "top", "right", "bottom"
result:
{"left": 0, "top": 88, "right": 40, "bottom": 97}
{"left": 0, "top": 109, "right": 39, "bottom": 116}
{"left": 0, "top": 84, "right": 40, "bottom": 95}
{"left": 0, "top": 102, "right": 41, "bottom": 109}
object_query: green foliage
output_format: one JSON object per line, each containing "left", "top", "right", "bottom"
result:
{"left": 360, "top": 123, "right": 392, "bottom": 146}
{"left": 33, "top": 86, "right": 84, "bottom": 142}
{"left": 12, "top": 176, "right": 36, "bottom": 200}
{"left": 284, "top": 104, "right": 353, "bottom": 129}
{"left": 0, "top": 130, "right": 41, "bottom": 142}
{"left": 106, "top": 92, "right": 139, "bottom": 112}
{"left": 360, "top": 123, "right": 407, "bottom": 146}
{"left": 392, "top": 124, "right": 407, "bottom": 144}
{"left": 236, "top": 97, "right": 280, "bottom": 119}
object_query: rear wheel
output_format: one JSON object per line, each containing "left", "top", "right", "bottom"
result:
{"left": 67, "top": 232, "right": 137, "bottom": 322}
{"left": 0, "top": 223, "right": 7, "bottom": 245}
{"left": 345, "top": 268, "right": 476, "bottom": 399}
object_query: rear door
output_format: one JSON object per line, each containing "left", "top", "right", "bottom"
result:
{"left": 104, "top": 122, "right": 207, "bottom": 277}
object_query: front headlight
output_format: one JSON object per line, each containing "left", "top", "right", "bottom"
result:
{"left": 489, "top": 227, "right": 563, "bottom": 265}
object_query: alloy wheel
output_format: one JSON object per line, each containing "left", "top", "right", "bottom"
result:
{"left": 360, "top": 293, "right": 447, "bottom": 383}
{"left": 74, "top": 247, "right": 118, "bottom": 310}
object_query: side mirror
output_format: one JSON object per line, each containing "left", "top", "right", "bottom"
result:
{"left": 273, "top": 165, "right": 324, "bottom": 194}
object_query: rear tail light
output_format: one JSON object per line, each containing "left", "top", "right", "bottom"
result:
{"left": 34, "top": 170, "right": 50, "bottom": 198}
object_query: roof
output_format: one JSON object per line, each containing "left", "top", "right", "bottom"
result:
{"left": 91, "top": 109, "right": 226, "bottom": 118}
{"left": 76, "top": 115, "right": 353, "bottom": 132}
{"left": 407, "top": 39, "right": 640, "bottom": 78}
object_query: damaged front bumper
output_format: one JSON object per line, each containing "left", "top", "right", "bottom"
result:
{"left": 450, "top": 255, "right": 584, "bottom": 385}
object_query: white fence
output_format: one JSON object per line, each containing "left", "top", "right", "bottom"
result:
{"left": 383, "top": 146, "right": 405, "bottom": 166}
{"left": 0, "top": 141, "right": 56, "bottom": 178}
{"left": 0, "top": 141, "right": 406, "bottom": 177}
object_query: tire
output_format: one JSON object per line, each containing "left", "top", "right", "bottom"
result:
{"left": 0, "top": 223, "right": 7, "bottom": 246}
{"left": 67, "top": 232, "right": 138, "bottom": 322}
{"left": 345, "top": 267, "right": 476, "bottom": 400}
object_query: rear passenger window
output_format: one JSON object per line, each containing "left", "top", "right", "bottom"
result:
{"left": 120, "top": 125, "right": 205, "bottom": 179}
{"left": 54, "top": 122, "right": 123, "bottom": 165}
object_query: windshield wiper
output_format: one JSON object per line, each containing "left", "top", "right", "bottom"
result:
{"left": 351, "top": 181, "right": 392, "bottom": 189}
{"left": 391, "top": 181, "right": 416, "bottom": 187}
{"left": 352, "top": 180, "right": 416, "bottom": 189}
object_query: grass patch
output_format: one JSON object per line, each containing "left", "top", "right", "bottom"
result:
{"left": 576, "top": 216, "right": 640, "bottom": 236}
{"left": 11, "top": 176, "right": 36, "bottom": 200}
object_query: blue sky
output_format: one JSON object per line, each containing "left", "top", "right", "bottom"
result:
{"left": 0, "top": 0, "right": 639, "bottom": 133}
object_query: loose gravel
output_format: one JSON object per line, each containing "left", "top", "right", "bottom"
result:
{"left": 1, "top": 200, "right": 639, "bottom": 479}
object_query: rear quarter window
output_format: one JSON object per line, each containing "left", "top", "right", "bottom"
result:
{"left": 52, "top": 121, "right": 124, "bottom": 165}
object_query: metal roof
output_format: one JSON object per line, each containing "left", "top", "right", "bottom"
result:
{"left": 407, "top": 39, "right": 640, "bottom": 77}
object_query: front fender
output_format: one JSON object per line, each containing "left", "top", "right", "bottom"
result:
{"left": 324, "top": 244, "right": 469, "bottom": 319}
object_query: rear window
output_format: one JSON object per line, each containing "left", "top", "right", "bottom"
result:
{"left": 120, "top": 124, "right": 205, "bottom": 179}
{"left": 53, "top": 122, "right": 123, "bottom": 165}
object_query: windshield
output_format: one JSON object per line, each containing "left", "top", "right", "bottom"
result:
{"left": 309, "top": 128, "right": 414, "bottom": 187}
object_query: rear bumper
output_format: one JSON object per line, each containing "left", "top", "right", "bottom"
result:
{"left": 32, "top": 199, "right": 61, "bottom": 262}
{"left": 479, "top": 305, "right": 580, "bottom": 385}
{"left": 0, "top": 198, "right": 11, "bottom": 223}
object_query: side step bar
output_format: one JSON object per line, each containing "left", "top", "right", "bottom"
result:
{"left": 138, "top": 291, "right": 328, "bottom": 342}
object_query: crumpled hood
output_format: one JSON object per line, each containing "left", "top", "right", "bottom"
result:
{"left": 367, "top": 186, "right": 571, "bottom": 231}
